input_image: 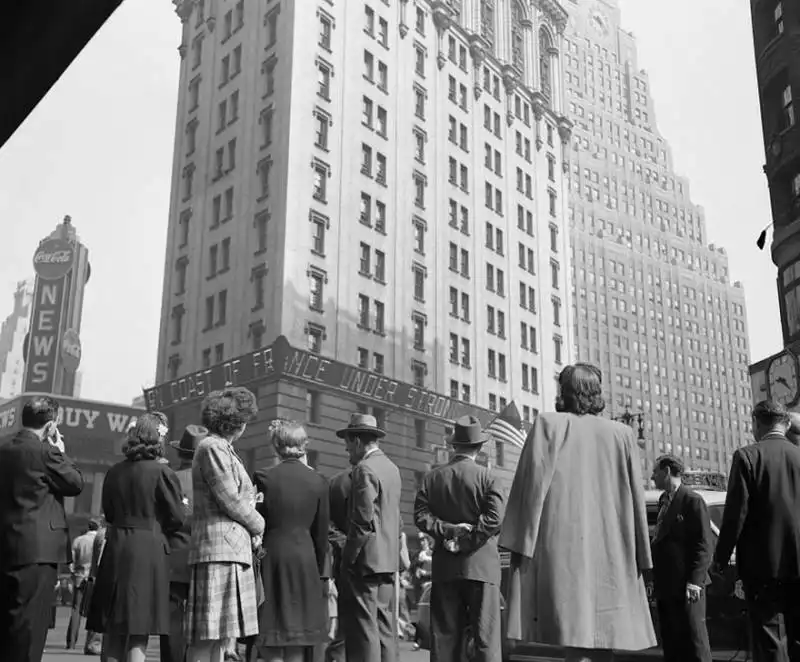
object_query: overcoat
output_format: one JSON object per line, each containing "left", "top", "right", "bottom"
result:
{"left": 499, "top": 412, "right": 657, "bottom": 651}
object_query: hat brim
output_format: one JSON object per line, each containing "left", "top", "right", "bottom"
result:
{"left": 447, "top": 432, "right": 490, "bottom": 447}
{"left": 169, "top": 440, "right": 196, "bottom": 454}
{"left": 336, "top": 426, "right": 386, "bottom": 439}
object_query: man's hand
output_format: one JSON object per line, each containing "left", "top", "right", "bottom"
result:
{"left": 50, "top": 427, "right": 65, "bottom": 454}
{"left": 251, "top": 535, "right": 262, "bottom": 550}
{"left": 686, "top": 583, "right": 702, "bottom": 603}
{"left": 453, "top": 522, "right": 474, "bottom": 534}
{"left": 328, "top": 617, "right": 338, "bottom": 641}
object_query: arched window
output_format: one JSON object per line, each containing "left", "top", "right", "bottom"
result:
{"left": 511, "top": 2, "right": 525, "bottom": 73}
{"left": 539, "top": 28, "right": 553, "bottom": 104}
{"left": 481, "top": 0, "right": 495, "bottom": 48}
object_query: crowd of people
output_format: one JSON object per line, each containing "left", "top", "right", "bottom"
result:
{"left": 1, "top": 363, "right": 800, "bottom": 662}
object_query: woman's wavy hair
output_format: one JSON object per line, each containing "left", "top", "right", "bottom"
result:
{"left": 555, "top": 363, "right": 605, "bottom": 416}
{"left": 123, "top": 411, "right": 168, "bottom": 461}
{"left": 269, "top": 419, "right": 309, "bottom": 460}
{"left": 201, "top": 387, "right": 258, "bottom": 438}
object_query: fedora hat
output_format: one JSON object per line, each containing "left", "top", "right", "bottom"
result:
{"left": 336, "top": 413, "right": 386, "bottom": 439}
{"left": 447, "top": 415, "right": 489, "bottom": 447}
{"left": 169, "top": 424, "right": 209, "bottom": 456}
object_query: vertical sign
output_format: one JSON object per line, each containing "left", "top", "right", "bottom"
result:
{"left": 23, "top": 279, "right": 66, "bottom": 393}
{"left": 23, "top": 237, "right": 75, "bottom": 394}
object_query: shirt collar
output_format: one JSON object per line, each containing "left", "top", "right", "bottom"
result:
{"left": 363, "top": 447, "right": 380, "bottom": 461}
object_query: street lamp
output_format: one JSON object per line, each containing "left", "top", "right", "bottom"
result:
{"left": 612, "top": 407, "right": 646, "bottom": 448}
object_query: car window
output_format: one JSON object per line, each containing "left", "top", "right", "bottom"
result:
{"left": 708, "top": 504, "right": 723, "bottom": 531}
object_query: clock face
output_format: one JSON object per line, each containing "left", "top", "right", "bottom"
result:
{"left": 768, "top": 352, "right": 800, "bottom": 407}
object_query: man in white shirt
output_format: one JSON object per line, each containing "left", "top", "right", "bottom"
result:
{"left": 66, "top": 520, "right": 99, "bottom": 649}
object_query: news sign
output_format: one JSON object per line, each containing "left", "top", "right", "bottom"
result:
{"left": 23, "top": 278, "right": 66, "bottom": 394}
{"left": 144, "top": 335, "right": 474, "bottom": 422}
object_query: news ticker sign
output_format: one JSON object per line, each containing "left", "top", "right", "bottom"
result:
{"left": 0, "top": 396, "right": 143, "bottom": 439}
{"left": 144, "top": 335, "right": 476, "bottom": 422}
{"left": 23, "top": 278, "right": 66, "bottom": 394}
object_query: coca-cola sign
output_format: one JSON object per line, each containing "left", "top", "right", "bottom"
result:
{"left": 33, "top": 238, "right": 74, "bottom": 280}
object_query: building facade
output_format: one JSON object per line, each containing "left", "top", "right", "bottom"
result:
{"left": 564, "top": 0, "right": 753, "bottom": 473}
{"left": 156, "top": 0, "right": 575, "bottom": 425}
{"left": 0, "top": 280, "right": 35, "bottom": 401}
{"left": 748, "top": 1, "right": 800, "bottom": 408}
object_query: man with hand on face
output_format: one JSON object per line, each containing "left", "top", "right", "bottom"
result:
{"left": 336, "top": 413, "right": 402, "bottom": 662}
{"left": 648, "top": 455, "right": 712, "bottom": 662}
{"left": 0, "top": 396, "right": 84, "bottom": 662}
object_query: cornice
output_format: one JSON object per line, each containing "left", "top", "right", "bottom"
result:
{"left": 531, "top": 0, "right": 569, "bottom": 35}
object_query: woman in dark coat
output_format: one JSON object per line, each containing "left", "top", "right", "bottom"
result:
{"left": 86, "top": 412, "right": 185, "bottom": 662}
{"left": 254, "top": 420, "right": 330, "bottom": 662}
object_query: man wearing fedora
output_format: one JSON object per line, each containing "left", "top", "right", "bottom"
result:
{"left": 336, "top": 412, "right": 402, "bottom": 662}
{"left": 161, "top": 424, "right": 208, "bottom": 662}
{"left": 414, "top": 415, "right": 506, "bottom": 662}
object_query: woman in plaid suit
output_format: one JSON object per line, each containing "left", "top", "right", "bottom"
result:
{"left": 185, "top": 388, "right": 266, "bottom": 662}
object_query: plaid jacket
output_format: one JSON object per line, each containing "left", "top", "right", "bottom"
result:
{"left": 188, "top": 435, "right": 265, "bottom": 565}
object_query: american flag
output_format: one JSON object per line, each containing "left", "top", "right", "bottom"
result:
{"left": 486, "top": 401, "right": 526, "bottom": 449}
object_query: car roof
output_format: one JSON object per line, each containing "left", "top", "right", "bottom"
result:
{"left": 644, "top": 488, "right": 726, "bottom": 506}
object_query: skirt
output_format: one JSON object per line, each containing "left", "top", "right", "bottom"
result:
{"left": 184, "top": 562, "right": 259, "bottom": 643}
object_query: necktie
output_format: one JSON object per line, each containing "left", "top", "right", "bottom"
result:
{"left": 653, "top": 493, "right": 670, "bottom": 539}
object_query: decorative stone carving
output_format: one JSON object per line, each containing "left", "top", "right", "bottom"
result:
{"left": 557, "top": 117, "right": 573, "bottom": 145}
{"left": 173, "top": 0, "right": 194, "bottom": 23}
{"left": 531, "top": 0, "right": 569, "bottom": 35}
{"left": 178, "top": 43, "right": 188, "bottom": 59}
{"left": 431, "top": 2, "right": 454, "bottom": 70}
{"left": 206, "top": 15, "right": 216, "bottom": 31}
{"left": 480, "top": 0, "right": 495, "bottom": 48}
{"left": 468, "top": 35, "right": 490, "bottom": 100}
{"left": 399, "top": 0, "right": 409, "bottom": 38}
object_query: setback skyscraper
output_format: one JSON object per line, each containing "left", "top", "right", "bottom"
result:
{"left": 565, "top": 0, "right": 753, "bottom": 473}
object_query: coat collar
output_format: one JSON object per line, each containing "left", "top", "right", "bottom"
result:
{"left": 13, "top": 428, "right": 43, "bottom": 444}
{"left": 653, "top": 484, "right": 687, "bottom": 544}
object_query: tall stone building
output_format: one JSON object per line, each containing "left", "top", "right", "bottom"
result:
{"left": 565, "top": 0, "right": 753, "bottom": 472}
{"left": 748, "top": 0, "right": 800, "bottom": 408}
{"left": 0, "top": 280, "right": 35, "bottom": 401}
{"left": 155, "top": 0, "right": 574, "bottom": 422}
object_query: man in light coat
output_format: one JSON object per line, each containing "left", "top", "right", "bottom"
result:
{"left": 500, "top": 364, "right": 656, "bottom": 662}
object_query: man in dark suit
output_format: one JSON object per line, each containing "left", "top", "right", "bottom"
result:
{"left": 649, "top": 454, "right": 712, "bottom": 662}
{"left": 414, "top": 415, "right": 505, "bottom": 662}
{"left": 0, "top": 396, "right": 84, "bottom": 662}
{"left": 337, "top": 413, "right": 402, "bottom": 662}
{"left": 161, "top": 424, "right": 207, "bottom": 662}
{"left": 715, "top": 399, "right": 800, "bottom": 662}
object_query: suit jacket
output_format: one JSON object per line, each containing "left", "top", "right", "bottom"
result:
{"left": 167, "top": 466, "right": 193, "bottom": 584}
{"left": 0, "top": 429, "right": 84, "bottom": 567}
{"left": 414, "top": 455, "right": 505, "bottom": 585}
{"left": 650, "top": 485, "right": 713, "bottom": 598}
{"left": 342, "top": 448, "right": 402, "bottom": 576}
{"left": 188, "top": 435, "right": 265, "bottom": 566}
{"left": 715, "top": 433, "right": 800, "bottom": 585}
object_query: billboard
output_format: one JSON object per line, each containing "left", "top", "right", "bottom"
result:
{"left": 23, "top": 278, "right": 66, "bottom": 393}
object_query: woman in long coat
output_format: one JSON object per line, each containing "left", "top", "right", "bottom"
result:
{"left": 253, "top": 420, "right": 330, "bottom": 662}
{"left": 185, "top": 387, "right": 265, "bottom": 662}
{"left": 500, "top": 364, "right": 656, "bottom": 661}
{"left": 86, "top": 412, "right": 186, "bottom": 662}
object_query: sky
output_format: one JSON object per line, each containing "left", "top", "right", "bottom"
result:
{"left": 0, "top": 0, "right": 782, "bottom": 406}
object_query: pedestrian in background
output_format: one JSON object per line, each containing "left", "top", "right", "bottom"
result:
{"left": 500, "top": 363, "right": 656, "bottom": 662}
{"left": 714, "top": 400, "right": 800, "bottom": 662}
{"left": 86, "top": 412, "right": 186, "bottom": 662}
{"left": 66, "top": 519, "right": 100, "bottom": 650}
{"left": 161, "top": 425, "right": 208, "bottom": 662}
{"left": 252, "top": 420, "right": 330, "bottom": 662}
{"left": 82, "top": 518, "right": 107, "bottom": 656}
{"left": 0, "top": 396, "right": 84, "bottom": 662}
{"left": 185, "top": 388, "right": 265, "bottom": 662}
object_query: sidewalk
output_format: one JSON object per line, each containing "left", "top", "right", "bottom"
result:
{"left": 43, "top": 607, "right": 429, "bottom": 662}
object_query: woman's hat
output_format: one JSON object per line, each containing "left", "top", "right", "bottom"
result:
{"left": 447, "top": 415, "right": 489, "bottom": 447}
{"left": 336, "top": 413, "right": 386, "bottom": 439}
{"left": 169, "top": 424, "right": 209, "bottom": 455}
